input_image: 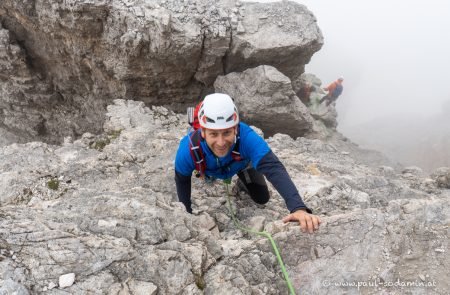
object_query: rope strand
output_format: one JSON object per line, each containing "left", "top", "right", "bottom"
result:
{"left": 224, "top": 182, "right": 296, "bottom": 295}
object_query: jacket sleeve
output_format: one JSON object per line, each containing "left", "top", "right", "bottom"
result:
{"left": 256, "top": 151, "right": 312, "bottom": 214}
{"left": 175, "top": 170, "right": 193, "bottom": 213}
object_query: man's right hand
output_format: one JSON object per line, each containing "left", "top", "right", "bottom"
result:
{"left": 282, "top": 210, "right": 321, "bottom": 234}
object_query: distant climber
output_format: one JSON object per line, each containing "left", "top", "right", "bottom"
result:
{"left": 175, "top": 93, "right": 321, "bottom": 234}
{"left": 298, "top": 82, "right": 316, "bottom": 105}
{"left": 319, "top": 77, "right": 344, "bottom": 106}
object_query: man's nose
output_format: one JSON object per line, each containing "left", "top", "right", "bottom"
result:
{"left": 217, "top": 135, "right": 226, "bottom": 146}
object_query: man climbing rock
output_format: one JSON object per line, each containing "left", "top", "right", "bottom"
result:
{"left": 319, "top": 77, "right": 344, "bottom": 106}
{"left": 174, "top": 93, "right": 321, "bottom": 234}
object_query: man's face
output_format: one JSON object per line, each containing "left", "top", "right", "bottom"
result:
{"left": 201, "top": 126, "right": 237, "bottom": 157}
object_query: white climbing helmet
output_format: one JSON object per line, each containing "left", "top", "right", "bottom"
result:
{"left": 198, "top": 93, "right": 239, "bottom": 130}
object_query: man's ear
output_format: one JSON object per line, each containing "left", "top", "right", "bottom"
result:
{"left": 200, "top": 128, "right": 206, "bottom": 138}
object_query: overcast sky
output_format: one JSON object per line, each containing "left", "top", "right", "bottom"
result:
{"left": 251, "top": 0, "right": 450, "bottom": 129}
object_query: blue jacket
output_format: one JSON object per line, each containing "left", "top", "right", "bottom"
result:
{"left": 174, "top": 122, "right": 310, "bottom": 214}
{"left": 175, "top": 122, "right": 269, "bottom": 178}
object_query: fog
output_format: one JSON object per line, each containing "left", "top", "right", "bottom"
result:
{"left": 250, "top": 0, "right": 450, "bottom": 171}
{"left": 296, "top": 0, "right": 450, "bottom": 126}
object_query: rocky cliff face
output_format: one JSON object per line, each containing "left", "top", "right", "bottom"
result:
{"left": 0, "top": 99, "right": 448, "bottom": 294}
{"left": 0, "top": 1, "right": 448, "bottom": 294}
{"left": 0, "top": 0, "right": 322, "bottom": 144}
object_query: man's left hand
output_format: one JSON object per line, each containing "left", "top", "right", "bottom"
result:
{"left": 282, "top": 210, "right": 321, "bottom": 234}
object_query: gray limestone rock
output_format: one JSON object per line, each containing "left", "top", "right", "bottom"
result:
{"left": 0, "top": 0, "right": 322, "bottom": 144}
{"left": 226, "top": 1, "right": 323, "bottom": 81}
{"left": 0, "top": 99, "right": 448, "bottom": 294}
{"left": 431, "top": 167, "right": 450, "bottom": 189}
{"left": 0, "top": 278, "right": 30, "bottom": 295}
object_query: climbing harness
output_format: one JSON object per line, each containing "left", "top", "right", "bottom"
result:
{"left": 223, "top": 180, "right": 296, "bottom": 295}
{"left": 188, "top": 129, "right": 207, "bottom": 178}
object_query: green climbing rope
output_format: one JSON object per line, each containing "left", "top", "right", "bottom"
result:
{"left": 223, "top": 182, "right": 297, "bottom": 295}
